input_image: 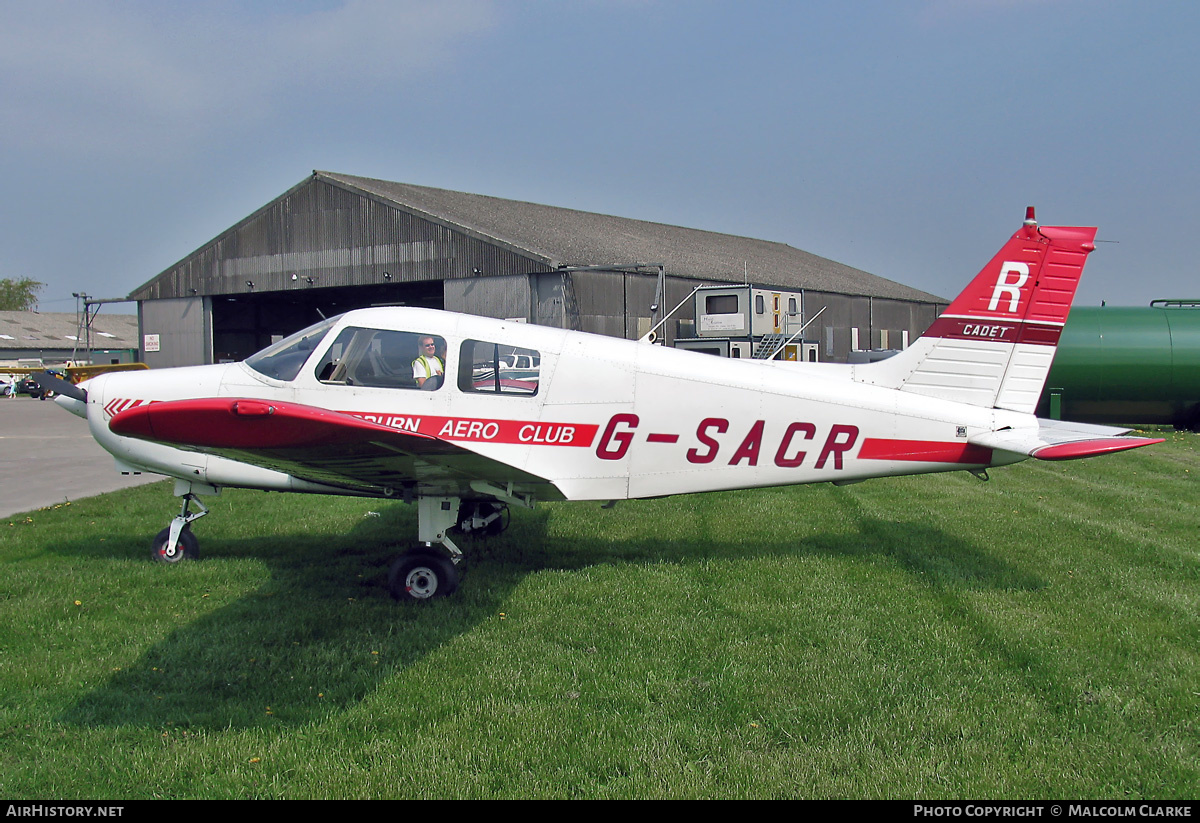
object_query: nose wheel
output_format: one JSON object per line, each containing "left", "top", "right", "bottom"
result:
{"left": 152, "top": 526, "right": 199, "bottom": 562}
{"left": 150, "top": 491, "right": 208, "bottom": 563}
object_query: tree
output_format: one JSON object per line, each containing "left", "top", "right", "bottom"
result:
{"left": 0, "top": 278, "right": 44, "bottom": 311}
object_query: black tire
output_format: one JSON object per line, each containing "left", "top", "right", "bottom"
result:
{"left": 388, "top": 550, "right": 458, "bottom": 601}
{"left": 151, "top": 527, "right": 199, "bottom": 563}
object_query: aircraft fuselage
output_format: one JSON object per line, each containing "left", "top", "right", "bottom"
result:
{"left": 78, "top": 306, "right": 1028, "bottom": 503}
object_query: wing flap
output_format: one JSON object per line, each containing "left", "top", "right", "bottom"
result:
{"left": 969, "top": 418, "right": 1164, "bottom": 461}
{"left": 109, "top": 398, "right": 555, "bottom": 494}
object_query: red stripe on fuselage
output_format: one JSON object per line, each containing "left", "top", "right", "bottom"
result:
{"left": 858, "top": 438, "right": 992, "bottom": 464}
{"left": 109, "top": 399, "right": 599, "bottom": 449}
{"left": 341, "top": 411, "right": 598, "bottom": 447}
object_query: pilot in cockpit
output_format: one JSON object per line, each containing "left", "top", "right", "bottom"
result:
{"left": 412, "top": 335, "right": 445, "bottom": 389}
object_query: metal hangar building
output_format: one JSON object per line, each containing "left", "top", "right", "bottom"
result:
{"left": 130, "top": 171, "right": 946, "bottom": 368}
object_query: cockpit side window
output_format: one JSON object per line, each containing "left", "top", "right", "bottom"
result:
{"left": 244, "top": 316, "right": 339, "bottom": 381}
{"left": 315, "top": 328, "right": 447, "bottom": 391}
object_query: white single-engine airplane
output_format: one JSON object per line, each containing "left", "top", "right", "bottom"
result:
{"left": 38, "top": 210, "right": 1162, "bottom": 600}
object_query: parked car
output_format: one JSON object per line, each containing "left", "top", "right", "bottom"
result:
{"left": 21, "top": 369, "right": 66, "bottom": 399}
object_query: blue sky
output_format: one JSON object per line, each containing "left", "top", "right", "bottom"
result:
{"left": 1, "top": 0, "right": 1196, "bottom": 315}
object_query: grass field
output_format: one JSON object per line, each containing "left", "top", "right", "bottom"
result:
{"left": 1, "top": 430, "right": 1196, "bottom": 799}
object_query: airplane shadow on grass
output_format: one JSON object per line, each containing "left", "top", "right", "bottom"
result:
{"left": 59, "top": 489, "right": 1045, "bottom": 732}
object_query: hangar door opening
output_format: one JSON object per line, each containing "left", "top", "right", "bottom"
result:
{"left": 211, "top": 281, "right": 443, "bottom": 363}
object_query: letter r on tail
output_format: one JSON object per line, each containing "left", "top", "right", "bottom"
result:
{"left": 988, "top": 262, "right": 1030, "bottom": 312}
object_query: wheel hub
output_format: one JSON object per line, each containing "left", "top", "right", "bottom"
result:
{"left": 405, "top": 566, "right": 439, "bottom": 599}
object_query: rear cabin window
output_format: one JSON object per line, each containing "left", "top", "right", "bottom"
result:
{"left": 314, "top": 328, "right": 447, "bottom": 391}
{"left": 458, "top": 340, "right": 540, "bottom": 396}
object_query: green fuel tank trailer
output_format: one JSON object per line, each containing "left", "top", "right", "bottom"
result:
{"left": 1039, "top": 300, "right": 1200, "bottom": 430}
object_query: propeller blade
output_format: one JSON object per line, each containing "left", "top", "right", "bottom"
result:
{"left": 30, "top": 371, "right": 87, "bottom": 403}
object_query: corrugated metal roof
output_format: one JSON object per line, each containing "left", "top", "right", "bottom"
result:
{"left": 0, "top": 312, "right": 139, "bottom": 351}
{"left": 319, "top": 172, "right": 945, "bottom": 302}
{"left": 133, "top": 172, "right": 945, "bottom": 304}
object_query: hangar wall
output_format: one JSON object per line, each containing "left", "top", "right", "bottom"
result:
{"left": 445, "top": 269, "right": 702, "bottom": 340}
{"left": 444, "top": 274, "right": 532, "bottom": 322}
{"left": 135, "top": 180, "right": 552, "bottom": 301}
{"left": 873, "top": 299, "right": 940, "bottom": 352}
{"left": 803, "top": 292, "right": 940, "bottom": 361}
{"left": 130, "top": 173, "right": 947, "bottom": 368}
{"left": 570, "top": 271, "right": 710, "bottom": 343}
{"left": 139, "top": 297, "right": 210, "bottom": 368}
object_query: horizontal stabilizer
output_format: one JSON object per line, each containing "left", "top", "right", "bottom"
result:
{"left": 969, "top": 419, "right": 1164, "bottom": 461}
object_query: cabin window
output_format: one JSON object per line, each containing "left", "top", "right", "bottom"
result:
{"left": 314, "top": 327, "right": 447, "bottom": 390}
{"left": 705, "top": 294, "right": 739, "bottom": 314}
{"left": 458, "top": 340, "right": 540, "bottom": 396}
{"left": 244, "top": 316, "right": 338, "bottom": 381}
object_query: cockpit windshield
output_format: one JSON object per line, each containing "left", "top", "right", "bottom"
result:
{"left": 244, "top": 316, "right": 340, "bottom": 381}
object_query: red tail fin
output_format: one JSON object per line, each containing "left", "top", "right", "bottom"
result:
{"left": 855, "top": 210, "right": 1097, "bottom": 412}
{"left": 924, "top": 210, "right": 1097, "bottom": 348}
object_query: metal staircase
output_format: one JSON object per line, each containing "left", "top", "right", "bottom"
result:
{"left": 753, "top": 333, "right": 786, "bottom": 360}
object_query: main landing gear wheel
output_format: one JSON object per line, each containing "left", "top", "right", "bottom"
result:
{"left": 388, "top": 549, "right": 459, "bottom": 601}
{"left": 151, "top": 527, "right": 199, "bottom": 563}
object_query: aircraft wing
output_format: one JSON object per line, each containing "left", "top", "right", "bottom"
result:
{"left": 968, "top": 419, "right": 1164, "bottom": 461}
{"left": 108, "top": 397, "right": 558, "bottom": 498}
